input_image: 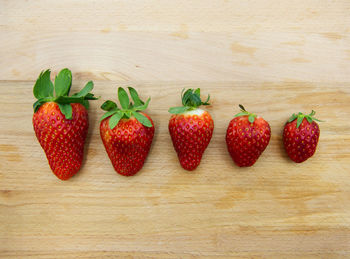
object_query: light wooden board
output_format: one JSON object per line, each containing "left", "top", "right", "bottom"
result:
{"left": 1, "top": 0, "right": 350, "bottom": 82}
{"left": 1, "top": 0, "right": 350, "bottom": 258}
{"left": 1, "top": 81, "right": 350, "bottom": 258}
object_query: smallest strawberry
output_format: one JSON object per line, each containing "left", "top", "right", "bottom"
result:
{"left": 283, "top": 110, "right": 322, "bottom": 163}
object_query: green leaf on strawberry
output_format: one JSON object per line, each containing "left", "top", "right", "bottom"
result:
{"left": 54, "top": 68, "right": 72, "bottom": 97}
{"left": 57, "top": 103, "right": 73, "bottom": 120}
{"left": 168, "top": 106, "right": 189, "bottom": 114}
{"left": 32, "top": 68, "right": 99, "bottom": 120}
{"left": 169, "top": 88, "right": 210, "bottom": 114}
{"left": 288, "top": 113, "right": 298, "bottom": 122}
{"left": 234, "top": 104, "right": 257, "bottom": 123}
{"left": 33, "top": 70, "right": 54, "bottom": 99}
{"left": 248, "top": 114, "right": 255, "bottom": 123}
{"left": 72, "top": 81, "right": 93, "bottom": 97}
{"left": 287, "top": 110, "right": 323, "bottom": 128}
{"left": 128, "top": 87, "right": 144, "bottom": 106}
{"left": 100, "top": 87, "right": 152, "bottom": 129}
{"left": 33, "top": 99, "right": 46, "bottom": 112}
{"left": 109, "top": 111, "right": 123, "bottom": 130}
{"left": 101, "top": 100, "right": 118, "bottom": 111}
{"left": 134, "top": 97, "right": 150, "bottom": 111}
{"left": 100, "top": 109, "right": 118, "bottom": 122}
{"left": 118, "top": 87, "right": 130, "bottom": 109}
{"left": 132, "top": 111, "right": 152, "bottom": 127}
{"left": 296, "top": 115, "right": 304, "bottom": 128}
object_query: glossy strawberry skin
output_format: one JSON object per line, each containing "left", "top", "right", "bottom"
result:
{"left": 283, "top": 118, "right": 320, "bottom": 163}
{"left": 169, "top": 110, "right": 214, "bottom": 171}
{"left": 33, "top": 102, "right": 89, "bottom": 180}
{"left": 100, "top": 113, "right": 154, "bottom": 176}
{"left": 226, "top": 116, "right": 271, "bottom": 167}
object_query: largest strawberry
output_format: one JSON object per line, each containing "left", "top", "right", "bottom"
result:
{"left": 100, "top": 87, "right": 155, "bottom": 176}
{"left": 168, "top": 88, "right": 214, "bottom": 171}
{"left": 32, "top": 69, "right": 98, "bottom": 180}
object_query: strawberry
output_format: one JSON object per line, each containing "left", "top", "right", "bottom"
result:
{"left": 32, "top": 69, "right": 98, "bottom": 180}
{"left": 226, "top": 105, "right": 271, "bottom": 167}
{"left": 168, "top": 88, "right": 214, "bottom": 171}
{"left": 283, "top": 110, "right": 321, "bottom": 163}
{"left": 100, "top": 87, "right": 154, "bottom": 176}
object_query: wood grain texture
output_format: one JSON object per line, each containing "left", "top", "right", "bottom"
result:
{"left": 1, "top": 0, "right": 350, "bottom": 257}
{"left": 1, "top": 0, "right": 350, "bottom": 82}
{"left": 1, "top": 81, "right": 350, "bottom": 258}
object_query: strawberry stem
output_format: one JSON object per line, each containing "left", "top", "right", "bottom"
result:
{"left": 100, "top": 87, "right": 152, "bottom": 129}
{"left": 287, "top": 110, "right": 323, "bottom": 128}
{"left": 168, "top": 88, "right": 210, "bottom": 114}
{"left": 234, "top": 104, "right": 257, "bottom": 123}
{"left": 33, "top": 69, "right": 99, "bottom": 119}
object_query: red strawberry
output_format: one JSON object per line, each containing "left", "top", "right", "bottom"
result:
{"left": 32, "top": 69, "right": 98, "bottom": 180}
{"left": 283, "top": 110, "right": 321, "bottom": 163}
{"left": 100, "top": 87, "right": 154, "bottom": 176}
{"left": 226, "top": 105, "right": 271, "bottom": 167}
{"left": 168, "top": 88, "right": 214, "bottom": 171}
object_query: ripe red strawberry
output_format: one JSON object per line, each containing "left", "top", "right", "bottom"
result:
{"left": 100, "top": 87, "right": 154, "bottom": 176}
{"left": 226, "top": 105, "right": 271, "bottom": 167}
{"left": 32, "top": 68, "right": 98, "bottom": 180}
{"left": 283, "top": 110, "right": 321, "bottom": 163}
{"left": 168, "top": 88, "right": 214, "bottom": 171}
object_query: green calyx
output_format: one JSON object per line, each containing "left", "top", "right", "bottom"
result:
{"left": 288, "top": 110, "right": 323, "bottom": 128}
{"left": 168, "top": 88, "right": 210, "bottom": 114}
{"left": 234, "top": 104, "right": 257, "bottom": 123}
{"left": 33, "top": 68, "right": 99, "bottom": 120}
{"left": 100, "top": 87, "right": 152, "bottom": 129}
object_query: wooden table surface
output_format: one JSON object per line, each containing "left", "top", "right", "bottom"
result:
{"left": 1, "top": 1, "right": 350, "bottom": 258}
